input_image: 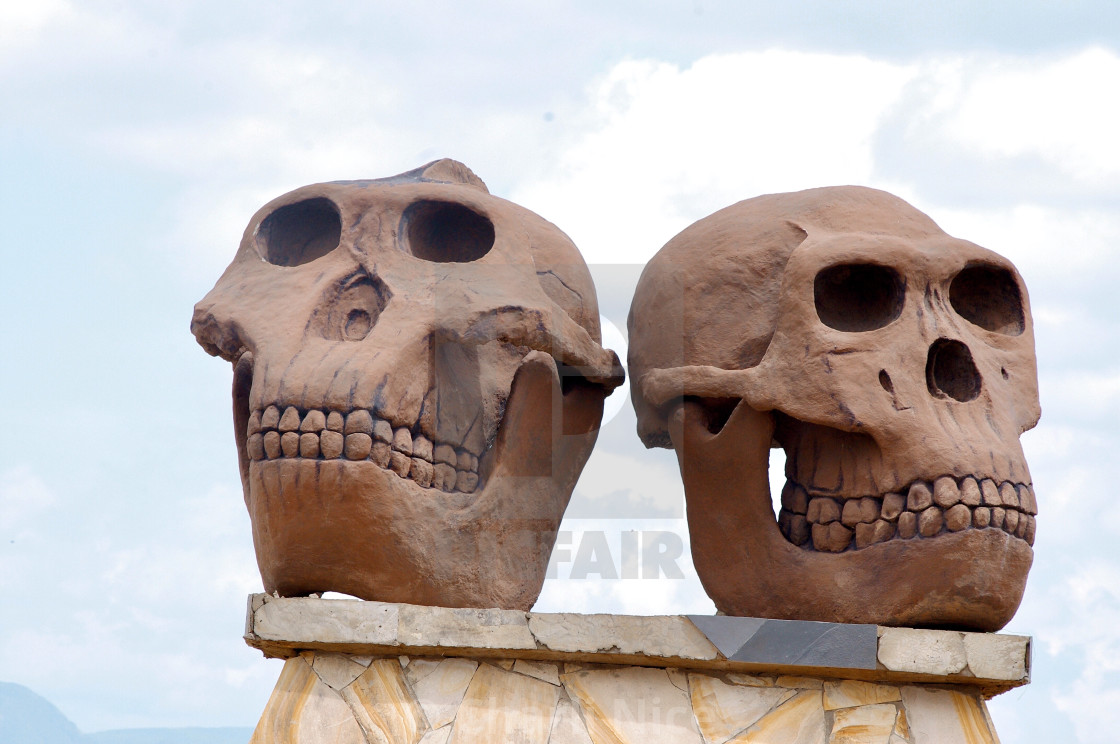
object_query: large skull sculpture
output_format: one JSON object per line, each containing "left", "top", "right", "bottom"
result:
{"left": 628, "top": 187, "right": 1038, "bottom": 631}
{"left": 192, "top": 159, "right": 623, "bottom": 610}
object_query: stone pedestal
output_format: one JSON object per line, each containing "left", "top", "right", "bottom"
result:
{"left": 244, "top": 594, "right": 1028, "bottom": 743}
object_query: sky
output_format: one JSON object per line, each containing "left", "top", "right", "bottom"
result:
{"left": 1, "top": 1, "right": 1119, "bottom": 740}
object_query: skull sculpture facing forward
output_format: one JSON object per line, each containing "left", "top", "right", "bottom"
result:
{"left": 629, "top": 187, "right": 1038, "bottom": 631}
{"left": 192, "top": 160, "right": 623, "bottom": 610}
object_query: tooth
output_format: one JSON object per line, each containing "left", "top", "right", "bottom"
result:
{"left": 263, "top": 431, "right": 281, "bottom": 459}
{"left": 855, "top": 520, "right": 894, "bottom": 549}
{"left": 918, "top": 506, "right": 943, "bottom": 537}
{"left": 981, "top": 479, "right": 1001, "bottom": 506}
{"left": 945, "top": 504, "right": 971, "bottom": 532}
{"left": 326, "top": 411, "right": 344, "bottom": 432}
{"left": 279, "top": 407, "right": 301, "bottom": 432}
{"left": 859, "top": 497, "right": 879, "bottom": 523}
{"left": 907, "top": 482, "right": 933, "bottom": 512}
{"left": 247, "top": 410, "right": 262, "bottom": 436}
{"left": 434, "top": 444, "right": 457, "bottom": 466}
{"left": 841, "top": 500, "right": 863, "bottom": 527}
{"left": 281, "top": 432, "right": 300, "bottom": 457}
{"left": 345, "top": 433, "right": 373, "bottom": 460}
{"left": 248, "top": 433, "right": 265, "bottom": 461}
{"left": 1018, "top": 484, "right": 1038, "bottom": 515}
{"left": 456, "top": 450, "right": 473, "bottom": 472}
{"left": 897, "top": 512, "right": 918, "bottom": 539}
{"left": 1015, "top": 514, "right": 1029, "bottom": 539}
{"left": 812, "top": 522, "right": 852, "bottom": 552}
{"left": 456, "top": 471, "right": 479, "bottom": 493}
{"left": 959, "top": 477, "right": 982, "bottom": 506}
{"left": 999, "top": 482, "right": 1019, "bottom": 509}
{"left": 435, "top": 463, "right": 457, "bottom": 492}
{"left": 412, "top": 435, "right": 433, "bottom": 462}
{"left": 389, "top": 451, "right": 411, "bottom": 477}
{"left": 392, "top": 428, "right": 413, "bottom": 456}
{"left": 320, "top": 431, "right": 344, "bottom": 459}
{"left": 1024, "top": 515, "right": 1036, "bottom": 545}
{"left": 371, "top": 442, "right": 391, "bottom": 468}
{"left": 780, "top": 511, "right": 810, "bottom": 545}
{"left": 373, "top": 419, "right": 393, "bottom": 443}
{"left": 345, "top": 410, "right": 374, "bottom": 436}
{"left": 469, "top": 454, "right": 479, "bottom": 472}
{"left": 973, "top": 507, "right": 991, "bottom": 528}
{"left": 410, "top": 457, "right": 433, "bottom": 488}
{"left": 990, "top": 507, "right": 1006, "bottom": 529}
{"left": 933, "top": 477, "right": 960, "bottom": 508}
{"left": 781, "top": 483, "right": 809, "bottom": 515}
{"left": 881, "top": 493, "right": 905, "bottom": 521}
{"left": 299, "top": 433, "right": 320, "bottom": 458}
{"left": 1004, "top": 510, "right": 1020, "bottom": 534}
{"left": 807, "top": 498, "right": 840, "bottom": 524}
{"left": 261, "top": 405, "right": 280, "bottom": 430}
{"left": 301, "top": 410, "right": 326, "bottom": 433}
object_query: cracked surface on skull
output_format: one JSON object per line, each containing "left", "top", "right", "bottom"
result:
{"left": 628, "top": 186, "right": 1039, "bottom": 631}
{"left": 192, "top": 159, "right": 623, "bottom": 610}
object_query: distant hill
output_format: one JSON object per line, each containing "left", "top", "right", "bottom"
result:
{"left": 0, "top": 683, "right": 252, "bottom": 744}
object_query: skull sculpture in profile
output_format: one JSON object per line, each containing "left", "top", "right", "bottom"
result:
{"left": 192, "top": 159, "right": 623, "bottom": 610}
{"left": 628, "top": 186, "right": 1038, "bottom": 631}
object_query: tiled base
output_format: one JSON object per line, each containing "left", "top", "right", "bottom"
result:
{"left": 251, "top": 652, "right": 1001, "bottom": 744}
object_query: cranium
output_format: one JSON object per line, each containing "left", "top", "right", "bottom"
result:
{"left": 192, "top": 159, "right": 623, "bottom": 610}
{"left": 628, "top": 186, "right": 1038, "bottom": 630}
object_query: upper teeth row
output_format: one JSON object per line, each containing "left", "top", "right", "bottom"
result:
{"left": 246, "top": 406, "right": 480, "bottom": 494}
{"left": 778, "top": 476, "right": 1037, "bottom": 553}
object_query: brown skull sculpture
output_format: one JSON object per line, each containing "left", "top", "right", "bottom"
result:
{"left": 629, "top": 186, "right": 1038, "bottom": 631}
{"left": 192, "top": 159, "right": 623, "bottom": 610}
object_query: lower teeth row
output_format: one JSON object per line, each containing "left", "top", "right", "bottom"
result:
{"left": 778, "top": 476, "right": 1037, "bottom": 552}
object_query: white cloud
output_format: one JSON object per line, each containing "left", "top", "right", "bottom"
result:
{"left": 514, "top": 50, "right": 917, "bottom": 263}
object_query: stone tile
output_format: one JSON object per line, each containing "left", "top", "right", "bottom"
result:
{"left": 420, "top": 726, "right": 452, "bottom": 744}
{"left": 823, "top": 680, "right": 901, "bottom": 710}
{"left": 529, "top": 613, "right": 719, "bottom": 660}
{"left": 411, "top": 658, "right": 479, "bottom": 729}
{"left": 893, "top": 707, "right": 910, "bottom": 740}
{"left": 312, "top": 653, "right": 370, "bottom": 691}
{"left": 666, "top": 668, "right": 690, "bottom": 693}
{"left": 549, "top": 697, "right": 595, "bottom": 744}
{"left": 900, "top": 687, "right": 996, "bottom": 744}
{"left": 399, "top": 605, "right": 536, "bottom": 650}
{"left": 690, "top": 674, "right": 791, "bottom": 743}
{"left": 729, "top": 690, "right": 826, "bottom": 744}
{"left": 449, "top": 662, "right": 559, "bottom": 744}
{"left": 515, "top": 659, "right": 561, "bottom": 686}
{"left": 962, "top": 633, "right": 1028, "bottom": 681}
{"left": 727, "top": 674, "right": 775, "bottom": 688}
{"left": 405, "top": 658, "right": 441, "bottom": 687}
{"left": 689, "top": 616, "right": 877, "bottom": 669}
{"left": 251, "top": 656, "right": 366, "bottom": 744}
{"left": 877, "top": 628, "right": 967, "bottom": 676}
{"left": 777, "top": 676, "right": 824, "bottom": 689}
{"left": 495, "top": 659, "right": 515, "bottom": 670}
{"left": 252, "top": 596, "right": 399, "bottom": 646}
{"left": 829, "top": 703, "right": 897, "bottom": 744}
{"left": 343, "top": 658, "right": 427, "bottom": 744}
{"left": 563, "top": 667, "right": 704, "bottom": 744}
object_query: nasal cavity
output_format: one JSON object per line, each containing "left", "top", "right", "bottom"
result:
{"left": 926, "top": 339, "right": 981, "bottom": 402}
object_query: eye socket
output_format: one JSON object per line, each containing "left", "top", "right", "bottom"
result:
{"left": 258, "top": 197, "right": 342, "bottom": 266}
{"left": 313, "top": 271, "right": 390, "bottom": 342}
{"left": 814, "top": 263, "right": 905, "bottom": 332}
{"left": 949, "top": 263, "right": 1025, "bottom": 336}
{"left": 401, "top": 200, "right": 495, "bottom": 263}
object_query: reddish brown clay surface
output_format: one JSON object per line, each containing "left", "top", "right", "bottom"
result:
{"left": 193, "top": 160, "right": 623, "bottom": 610}
{"left": 628, "top": 186, "right": 1038, "bottom": 631}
